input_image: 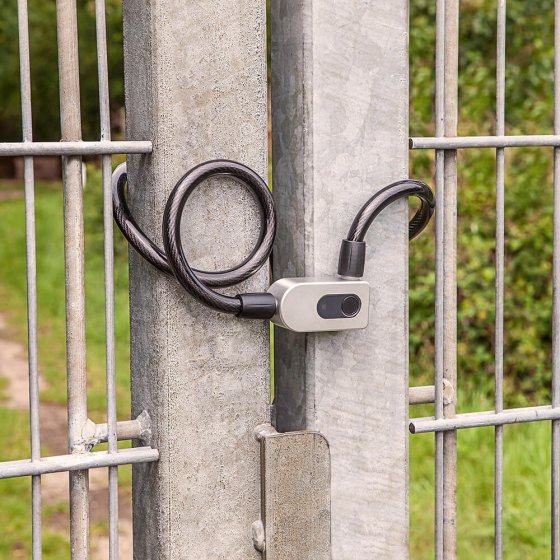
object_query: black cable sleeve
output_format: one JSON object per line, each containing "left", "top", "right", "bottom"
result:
{"left": 338, "top": 179, "right": 435, "bottom": 278}
{"left": 112, "top": 164, "right": 171, "bottom": 276}
{"left": 112, "top": 160, "right": 276, "bottom": 316}
{"left": 114, "top": 163, "right": 432, "bottom": 317}
{"left": 162, "top": 160, "right": 276, "bottom": 315}
{"left": 346, "top": 179, "right": 435, "bottom": 242}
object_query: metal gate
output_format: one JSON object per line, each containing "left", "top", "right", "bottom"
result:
{"left": 408, "top": 0, "right": 560, "bottom": 558}
{"left": 5, "top": 0, "right": 559, "bottom": 558}
{"left": 1, "top": 0, "right": 411, "bottom": 557}
{"left": 0, "top": 1, "right": 157, "bottom": 558}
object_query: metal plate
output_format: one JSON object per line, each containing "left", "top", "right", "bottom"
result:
{"left": 268, "top": 278, "right": 369, "bottom": 332}
{"left": 259, "top": 427, "right": 331, "bottom": 559}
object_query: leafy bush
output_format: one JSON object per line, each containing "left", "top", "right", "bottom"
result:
{"left": 409, "top": 0, "right": 556, "bottom": 406}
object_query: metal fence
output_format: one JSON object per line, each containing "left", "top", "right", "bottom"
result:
{"left": 0, "top": 1, "right": 158, "bottom": 559}
{"left": 1, "top": 0, "right": 410, "bottom": 557}
{"left": 6, "top": 0, "right": 560, "bottom": 558}
{"left": 409, "top": 0, "right": 560, "bottom": 558}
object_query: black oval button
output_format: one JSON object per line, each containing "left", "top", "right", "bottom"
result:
{"left": 317, "top": 294, "right": 362, "bottom": 319}
{"left": 341, "top": 295, "right": 361, "bottom": 317}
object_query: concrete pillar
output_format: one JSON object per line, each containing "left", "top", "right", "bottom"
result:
{"left": 123, "top": 1, "right": 269, "bottom": 558}
{"left": 271, "top": 2, "right": 410, "bottom": 558}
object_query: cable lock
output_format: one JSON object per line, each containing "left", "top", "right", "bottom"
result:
{"left": 112, "top": 160, "right": 435, "bottom": 330}
{"left": 112, "top": 160, "right": 277, "bottom": 318}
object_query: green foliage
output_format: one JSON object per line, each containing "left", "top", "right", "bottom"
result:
{"left": 409, "top": 2, "right": 556, "bottom": 553}
{"left": 0, "top": 0, "right": 124, "bottom": 141}
{"left": 409, "top": 0, "right": 557, "bottom": 406}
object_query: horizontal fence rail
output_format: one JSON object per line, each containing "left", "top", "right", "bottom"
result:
{"left": 410, "top": 405, "right": 560, "bottom": 434}
{"left": 0, "top": 140, "right": 152, "bottom": 156}
{"left": 410, "top": 134, "right": 560, "bottom": 150}
{"left": 0, "top": 448, "right": 159, "bottom": 480}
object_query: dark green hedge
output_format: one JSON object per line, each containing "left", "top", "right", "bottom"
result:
{"left": 0, "top": 0, "right": 124, "bottom": 141}
{"left": 410, "top": 0, "right": 556, "bottom": 405}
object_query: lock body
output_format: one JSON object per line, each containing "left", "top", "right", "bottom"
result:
{"left": 268, "top": 277, "right": 369, "bottom": 332}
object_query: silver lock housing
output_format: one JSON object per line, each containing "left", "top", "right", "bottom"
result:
{"left": 268, "top": 277, "right": 370, "bottom": 332}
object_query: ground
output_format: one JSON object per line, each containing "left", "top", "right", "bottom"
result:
{"left": 0, "top": 312, "right": 133, "bottom": 559}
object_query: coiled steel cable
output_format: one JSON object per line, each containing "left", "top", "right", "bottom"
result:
{"left": 113, "top": 161, "right": 434, "bottom": 318}
{"left": 338, "top": 179, "right": 434, "bottom": 278}
{"left": 346, "top": 179, "right": 435, "bottom": 242}
{"left": 112, "top": 160, "right": 276, "bottom": 316}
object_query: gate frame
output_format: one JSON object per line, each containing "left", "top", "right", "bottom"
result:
{"left": 271, "top": 2, "right": 411, "bottom": 557}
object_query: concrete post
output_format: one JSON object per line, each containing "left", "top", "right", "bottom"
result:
{"left": 123, "top": 2, "right": 269, "bottom": 558}
{"left": 271, "top": 2, "right": 410, "bottom": 558}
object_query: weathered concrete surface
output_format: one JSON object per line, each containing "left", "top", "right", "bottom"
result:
{"left": 123, "top": 1, "right": 269, "bottom": 558}
{"left": 271, "top": 1, "right": 410, "bottom": 558}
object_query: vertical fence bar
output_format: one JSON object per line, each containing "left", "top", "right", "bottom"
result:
{"left": 56, "top": 1, "right": 90, "bottom": 558}
{"left": 272, "top": 1, "right": 410, "bottom": 556}
{"left": 94, "top": 1, "right": 119, "bottom": 558}
{"left": 434, "top": 0, "right": 446, "bottom": 556}
{"left": 495, "top": 2, "right": 506, "bottom": 558}
{"left": 122, "top": 1, "right": 270, "bottom": 557}
{"left": 17, "top": 0, "right": 42, "bottom": 557}
{"left": 442, "top": 1, "right": 459, "bottom": 558}
{"left": 553, "top": 2, "right": 560, "bottom": 558}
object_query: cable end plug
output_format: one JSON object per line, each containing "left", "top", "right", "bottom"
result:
{"left": 237, "top": 292, "right": 277, "bottom": 319}
{"left": 337, "top": 239, "right": 366, "bottom": 279}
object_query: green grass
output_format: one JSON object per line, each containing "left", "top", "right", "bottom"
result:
{"left": 0, "top": 166, "right": 131, "bottom": 419}
{"left": 411, "top": 400, "right": 554, "bottom": 559}
{"left": 0, "top": 408, "right": 68, "bottom": 558}
{"left": 0, "top": 163, "right": 131, "bottom": 558}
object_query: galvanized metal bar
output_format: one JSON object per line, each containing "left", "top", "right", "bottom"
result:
{"left": 410, "top": 381, "right": 454, "bottom": 406}
{"left": 255, "top": 424, "right": 331, "bottom": 559}
{"left": 272, "top": 2, "right": 410, "bottom": 556}
{"left": 0, "top": 141, "right": 152, "bottom": 156}
{"left": 95, "top": 1, "right": 119, "bottom": 557}
{"left": 553, "top": 2, "right": 560, "bottom": 558}
{"left": 123, "top": 1, "right": 270, "bottom": 557}
{"left": 17, "top": 0, "right": 42, "bottom": 557}
{"left": 56, "top": 0, "right": 90, "bottom": 557}
{"left": 495, "top": 2, "right": 506, "bottom": 558}
{"left": 434, "top": 0, "right": 446, "bottom": 556}
{"left": 410, "top": 405, "right": 560, "bottom": 433}
{"left": 442, "top": 2, "right": 459, "bottom": 558}
{"left": 82, "top": 412, "right": 151, "bottom": 448}
{"left": 0, "top": 448, "right": 159, "bottom": 480}
{"left": 410, "top": 135, "right": 560, "bottom": 150}
{"left": 410, "top": 385, "right": 436, "bottom": 405}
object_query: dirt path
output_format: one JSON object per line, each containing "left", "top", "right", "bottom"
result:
{"left": 0, "top": 314, "right": 133, "bottom": 559}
